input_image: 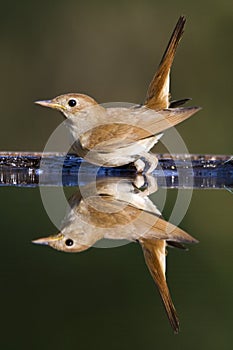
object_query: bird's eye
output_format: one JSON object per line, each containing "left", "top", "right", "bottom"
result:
{"left": 68, "top": 99, "right": 77, "bottom": 107}
{"left": 65, "top": 238, "right": 74, "bottom": 247}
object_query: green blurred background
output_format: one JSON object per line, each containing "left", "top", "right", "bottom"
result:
{"left": 0, "top": 0, "right": 232, "bottom": 349}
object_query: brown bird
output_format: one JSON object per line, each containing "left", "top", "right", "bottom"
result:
{"left": 35, "top": 16, "right": 200, "bottom": 173}
{"left": 33, "top": 176, "right": 198, "bottom": 333}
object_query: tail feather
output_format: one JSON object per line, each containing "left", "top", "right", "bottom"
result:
{"left": 139, "top": 239, "right": 180, "bottom": 333}
{"left": 145, "top": 16, "right": 186, "bottom": 110}
{"left": 169, "top": 98, "right": 191, "bottom": 108}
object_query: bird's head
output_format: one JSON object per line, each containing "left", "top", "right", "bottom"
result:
{"left": 35, "top": 93, "right": 98, "bottom": 119}
{"left": 32, "top": 232, "right": 89, "bottom": 253}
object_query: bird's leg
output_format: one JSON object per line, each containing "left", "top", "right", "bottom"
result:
{"left": 133, "top": 174, "right": 148, "bottom": 190}
{"left": 133, "top": 174, "right": 158, "bottom": 196}
{"left": 134, "top": 152, "right": 158, "bottom": 174}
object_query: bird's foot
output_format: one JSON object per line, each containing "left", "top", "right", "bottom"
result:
{"left": 133, "top": 174, "right": 158, "bottom": 195}
{"left": 134, "top": 153, "right": 158, "bottom": 174}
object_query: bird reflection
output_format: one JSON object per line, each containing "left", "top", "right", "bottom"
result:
{"left": 33, "top": 175, "right": 197, "bottom": 333}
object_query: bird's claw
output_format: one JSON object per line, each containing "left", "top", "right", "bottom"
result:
{"left": 134, "top": 153, "right": 158, "bottom": 174}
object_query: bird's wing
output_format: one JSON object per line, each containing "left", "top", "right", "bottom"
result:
{"left": 139, "top": 238, "right": 179, "bottom": 333}
{"left": 139, "top": 106, "right": 201, "bottom": 136}
{"left": 79, "top": 106, "right": 200, "bottom": 151}
{"left": 134, "top": 211, "right": 198, "bottom": 244}
{"left": 150, "top": 215, "right": 198, "bottom": 244}
{"left": 79, "top": 122, "right": 150, "bottom": 150}
{"left": 145, "top": 16, "right": 186, "bottom": 110}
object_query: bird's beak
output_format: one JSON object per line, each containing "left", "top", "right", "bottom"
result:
{"left": 32, "top": 233, "right": 64, "bottom": 245}
{"left": 34, "top": 100, "right": 66, "bottom": 111}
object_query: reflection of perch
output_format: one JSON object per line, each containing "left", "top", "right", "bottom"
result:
{"left": 0, "top": 152, "right": 232, "bottom": 189}
{"left": 33, "top": 176, "right": 198, "bottom": 333}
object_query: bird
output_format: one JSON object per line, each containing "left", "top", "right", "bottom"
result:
{"left": 33, "top": 175, "right": 198, "bottom": 333}
{"left": 35, "top": 16, "right": 200, "bottom": 173}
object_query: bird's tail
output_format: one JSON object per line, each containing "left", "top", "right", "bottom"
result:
{"left": 145, "top": 16, "right": 186, "bottom": 110}
{"left": 139, "top": 238, "right": 180, "bottom": 333}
